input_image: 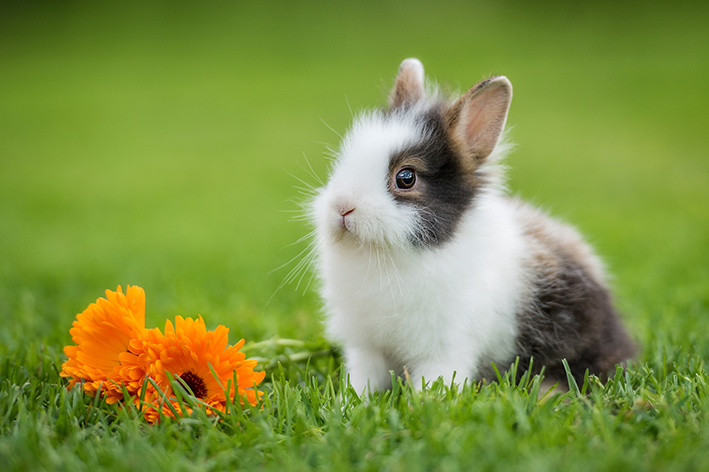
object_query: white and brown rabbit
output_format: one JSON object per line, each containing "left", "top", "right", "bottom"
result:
{"left": 310, "top": 58, "right": 634, "bottom": 392}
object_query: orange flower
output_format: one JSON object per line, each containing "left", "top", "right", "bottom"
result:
{"left": 60, "top": 285, "right": 146, "bottom": 403}
{"left": 61, "top": 286, "right": 265, "bottom": 422}
{"left": 113, "top": 327, "right": 163, "bottom": 396}
{"left": 134, "top": 315, "right": 265, "bottom": 423}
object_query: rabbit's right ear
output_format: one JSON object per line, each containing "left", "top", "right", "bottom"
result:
{"left": 447, "top": 76, "right": 512, "bottom": 163}
{"left": 388, "top": 58, "right": 425, "bottom": 109}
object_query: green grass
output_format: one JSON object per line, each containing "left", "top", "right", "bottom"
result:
{"left": 1, "top": 1, "right": 708, "bottom": 470}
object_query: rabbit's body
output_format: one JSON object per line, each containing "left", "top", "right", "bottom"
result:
{"left": 311, "top": 59, "right": 634, "bottom": 391}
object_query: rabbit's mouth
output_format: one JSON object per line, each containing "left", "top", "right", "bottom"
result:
{"left": 318, "top": 192, "right": 415, "bottom": 248}
{"left": 328, "top": 201, "right": 362, "bottom": 240}
{"left": 335, "top": 214, "right": 358, "bottom": 241}
{"left": 331, "top": 214, "right": 400, "bottom": 249}
{"left": 340, "top": 208, "right": 355, "bottom": 231}
{"left": 328, "top": 211, "right": 371, "bottom": 246}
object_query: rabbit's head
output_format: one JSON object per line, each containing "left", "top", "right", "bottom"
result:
{"left": 313, "top": 58, "right": 512, "bottom": 250}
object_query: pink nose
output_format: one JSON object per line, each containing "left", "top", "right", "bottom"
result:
{"left": 340, "top": 207, "right": 355, "bottom": 216}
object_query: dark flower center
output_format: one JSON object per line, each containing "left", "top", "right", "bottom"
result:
{"left": 179, "top": 371, "right": 207, "bottom": 399}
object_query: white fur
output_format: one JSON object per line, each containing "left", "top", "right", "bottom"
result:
{"left": 401, "top": 58, "right": 424, "bottom": 82}
{"left": 312, "top": 111, "right": 424, "bottom": 248}
{"left": 311, "top": 109, "right": 530, "bottom": 392}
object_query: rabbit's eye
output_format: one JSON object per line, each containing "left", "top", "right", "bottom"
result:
{"left": 395, "top": 168, "right": 416, "bottom": 189}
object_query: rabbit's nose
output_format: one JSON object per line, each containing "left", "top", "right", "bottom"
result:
{"left": 340, "top": 207, "right": 355, "bottom": 216}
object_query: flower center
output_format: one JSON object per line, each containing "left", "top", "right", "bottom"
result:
{"left": 179, "top": 371, "right": 207, "bottom": 399}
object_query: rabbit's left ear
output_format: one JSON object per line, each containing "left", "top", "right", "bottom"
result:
{"left": 447, "top": 76, "right": 512, "bottom": 162}
{"left": 388, "top": 58, "right": 425, "bottom": 109}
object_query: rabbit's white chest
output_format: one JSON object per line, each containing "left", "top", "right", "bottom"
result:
{"left": 319, "top": 196, "right": 527, "bottom": 380}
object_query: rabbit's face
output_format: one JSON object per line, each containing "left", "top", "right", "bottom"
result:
{"left": 313, "top": 59, "right": 513, "bottom": 251}
{"left": 313, "top": 112, "right": 423, "bottom": 248}
{"left": 313, "top": 107, "right": 482, "bottom": 249}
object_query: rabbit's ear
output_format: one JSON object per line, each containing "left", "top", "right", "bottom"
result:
{"left": 388, "top": 58, "right": 425, "bottom": 109}
{"left": 447, "top": 76, "right": 512, "bottom": 161}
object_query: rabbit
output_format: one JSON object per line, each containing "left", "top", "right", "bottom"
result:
{"left": 309, "top": 58, "right": 635, "bottom": 392}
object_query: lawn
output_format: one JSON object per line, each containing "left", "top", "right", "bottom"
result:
{"left": 1, "top": 1, "right": 708, "bottom": 470}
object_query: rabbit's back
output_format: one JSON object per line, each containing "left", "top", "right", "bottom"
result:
{"left": 508, "top": 199, "right": 636, "bottom": 384}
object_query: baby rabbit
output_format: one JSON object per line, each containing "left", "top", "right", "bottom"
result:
{"left": 311, "top": 58, "right": 634, "bottom": 391}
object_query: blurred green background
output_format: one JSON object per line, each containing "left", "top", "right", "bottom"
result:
{"left": 1, "top": 0, "right": 707, "bottom": 356}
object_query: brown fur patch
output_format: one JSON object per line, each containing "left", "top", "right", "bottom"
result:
{"left": 385, "top": 106, "right": 485, "bottom": 246}
{"left": 511, "top": 199, "right": 636, "bottom": 385}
